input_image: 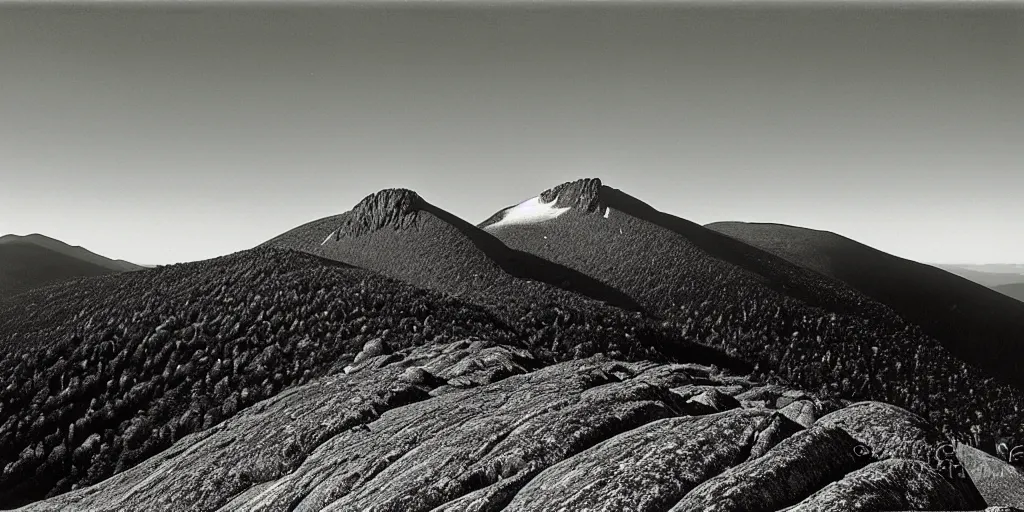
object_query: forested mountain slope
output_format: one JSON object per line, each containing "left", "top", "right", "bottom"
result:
{"left": 0, "top": 247, "right": 733, "bottom": 506}
{"left": 707, "top": 221, "right": 1024, "bottom": 390}
{"left": 20, "top": 338, "right": 1018, "bottom": 512}
{"left": 482, "top": 178, "right": 1024, "bottom": 453}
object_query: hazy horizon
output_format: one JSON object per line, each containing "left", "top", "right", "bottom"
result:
{"left": 2, "top": 3, "right": 1022, "bottom": 265}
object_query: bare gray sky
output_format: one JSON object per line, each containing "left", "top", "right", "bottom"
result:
{"left": 1, "top": 3, "right": 1021, "bottom": 265}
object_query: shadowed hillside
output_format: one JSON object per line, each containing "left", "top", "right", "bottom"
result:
{"left": 481, "top": 178, "right": 1024, "bottom": 454}
{"left": 707, "top": 221, "right": 1024, "bottom": 391}
{"left": 481, "top": 178, "right": 885, "bottom": 317}
{"left": 0, "top": 242, "right": 116, "bottom": 299}
{"left": 0, "top": 235, "right": 141, "bottom": 273}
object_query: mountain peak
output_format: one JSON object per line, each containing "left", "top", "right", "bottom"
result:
{"left": 540, "top": 178, "right": 605, "bottom": 213}
{"left": 338, "top": 188, "right": 426, "bottom": 237}
{"left": 0, "top": 233, "right": 142, "bottom": 273}
{"left": 480, "top": 178, "right": 616, "bottom": 230}
{"left": 0, "top": 233, "right": 55, "bottom": 245}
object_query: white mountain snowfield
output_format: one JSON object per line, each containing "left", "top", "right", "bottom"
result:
{"left": 485, "top": 196, "right": 572, "bottom": 230}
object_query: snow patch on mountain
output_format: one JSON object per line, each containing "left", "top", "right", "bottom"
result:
{"left": 484, "top": 196, "right": 571, "bottom": 230}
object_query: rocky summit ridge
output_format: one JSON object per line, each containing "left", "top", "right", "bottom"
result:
{"left": 20, "top": 337, "right": 1021, "bottom": 512}
{"left": 540, "top": 177, "right": 607, "bottom": 213}
{"left": 334, "top": 188, "right": 426, "bottom": 238}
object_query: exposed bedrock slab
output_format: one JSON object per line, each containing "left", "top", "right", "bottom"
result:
{"left": 17, "top": 341, "right": 990, "bottom": 512}
{"left": 229, "top": 360, "right": 703, "bottom": 511}
{"left": 503, "top": 409, "right": 800, "bottom": 512}
{"left": 673, "top": 425, "right": 865, "bottom": 512}
{"left": 19, "top": 340, "right": 543, "bottom": 512}
{"left": 816, "top": 401, "right": 948, "bottom": 462}
{"left": 788, "top": 459, "right": 980, "bottom": 511}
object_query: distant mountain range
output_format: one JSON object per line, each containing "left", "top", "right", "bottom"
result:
{"left": 994, "top": 283, "right": 1024, "bottom": 303}
{"left": 933, "top": 264, "right": 1024, "bottom": 288}
{"left": 3, "top": 180, "right": 1024, "bottom": 509}
{"left": 266, "top": 178, "right": 1024, "bottom": 444}
{"left": 946, "top": 264, "right": 1024, "bottom": 274}
{"left": 0, "top": 234, "right": 141, "bottom": 298}
{"left": 705, "top": 221, "right": 1024, "bottom": 392}
{"left": 924, "top": 264, "right": 1024, "bottom": 303}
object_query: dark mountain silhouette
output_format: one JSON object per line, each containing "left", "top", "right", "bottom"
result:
{"left": 0, "top": 235, "right": 140, "bottom": 299}
{"left": 706, "top": 221, "right": 1024, "bottom": 390}
{"left": 0, "top": 234, "right": 141, "bottom": 273}
{"left": 265, "top": 188, "right": 641, "bottom": 313}
{"left": 994, "top": 283, "right": 1024, "bottom": 303}
{"left": 481, "top": 178, "right": 1024, "bottom": 454}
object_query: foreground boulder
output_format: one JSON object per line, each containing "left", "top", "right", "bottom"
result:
{"left": 674, "top": 425, "right": 865, "bottom": 512}
{"left": 788, "top": 459, "right": 975, "bottom": 511}
{"left": 816, "top": 401, "right": 948, "bottom": 462}
{"left": 19, "top": 341, "right": 989, "bottom": 512}
{"left": 779, "top": 400, "right": 817, "bottom": 429}
{"left": 505, "top": 410, "right": 800, "bottom": 511}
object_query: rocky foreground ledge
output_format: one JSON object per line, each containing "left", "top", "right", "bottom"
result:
{"left": 19, "top": 339, "right": 1022, "bottom": 512}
